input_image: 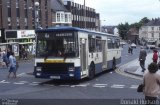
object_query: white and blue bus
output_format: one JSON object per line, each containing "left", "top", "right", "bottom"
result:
{"left": 34, "top": 27, "right": 121, "bottom": 80}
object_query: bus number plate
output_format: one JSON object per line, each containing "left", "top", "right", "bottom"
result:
{"left": 50, "top": 76, "right": 60, "bottom": 79}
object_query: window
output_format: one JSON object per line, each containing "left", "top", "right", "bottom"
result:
{"left": 16, "top": 0, "right": 19, "bottom": 8}
{"left": 61, "top": 13, "right": 64, "bottom": 22}
{"left": 16, "top": 8, "right": 20, "bottom": 17}
{"left": 96, "top": 36, "right": 102, "bottom": 52}
{"left": 7, "top": 0, "right": 11, "bottom": 8}
{"left": 36, "top": 32, "right": 79, "bottom": 58}
{"left": 152, "top": 33, "right": 154, "bottom": 38}
{"left": 159, "top": 33, "right": 160, "bottom": 40}
{"left": 17, "top": 17, "right": 20, "bottom": 26}
{"left": 88, "top": 35, "right": 95, "bottom": 52}
{"left": 56, "top": 13, "right": 60, "bottom": 22}
{"left": 24, "top": 0, "right": 27, "bottom": 9}
{"left": 8, "top": 17, "right": 11, "bottom": 26}
{"left": 8, "top": 8, "right": 11, "bottom": 17}
{"left": 151, "top": 27, "right": 154, "bottom": 31}
{"left": 24, "top": 18, "right": 28, "bottom": 26}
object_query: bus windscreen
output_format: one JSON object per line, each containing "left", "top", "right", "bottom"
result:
{"left": 36, "top": 32, "right": 79, "bottom": 58}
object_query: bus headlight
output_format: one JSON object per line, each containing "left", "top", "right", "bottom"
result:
{"left": 68, "top": 67, "right": 75, "bottom": 71}
{"left": 36, "top": 73, "right": 41, "bottom": 76}
{"left": 69, "top": 74, "right": 74, "bottom": 77}
{"left": 36, "top": 67, "right": 42, "bottom": 71}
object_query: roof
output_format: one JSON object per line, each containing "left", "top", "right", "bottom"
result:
{"left": 101, "top": 26, "right": 117, "bottom": 34}
{"left": 36, "top": 26, "right": 118, "bottom": 37}
{"left": 144, "top": 18, "right": 160, "bottom": 26}
{"left": 51, "top": 0, "right": 68, "bottom": 12}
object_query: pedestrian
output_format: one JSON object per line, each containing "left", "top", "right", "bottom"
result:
{"left": 130, "top": 47, "right": 133, "bottom": 54}
{"left": 143, "top": 62, "right": 160, "bottom": 105}
{"left": 139, "top": 46, "right": 147, "bottom": 72}
{"left": 128, "top": 46, "right": 131, "bottom": 54}
{"left": 8, "top": 52, "right": 17, "bottom": 78}
{"left": 152, "top": 50, "right": 158, "bottom": 63}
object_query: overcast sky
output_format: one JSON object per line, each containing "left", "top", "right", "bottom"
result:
{"left": 73, "top": 0, "right": 160, "bottom": 26}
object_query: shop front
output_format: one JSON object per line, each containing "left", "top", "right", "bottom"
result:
{"left": 5, "top": 30, "right": 36, "bottom": 59}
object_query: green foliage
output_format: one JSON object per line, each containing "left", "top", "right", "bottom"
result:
{"left": 118, "top": 17, "right": 150, "bottom": 40}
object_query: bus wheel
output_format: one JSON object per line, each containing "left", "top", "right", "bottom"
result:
{"left": 112, "top": 57, "right": 116, "bottom": 70}
{"left": 88, "top": 63, "right": 95, "bottom": 80}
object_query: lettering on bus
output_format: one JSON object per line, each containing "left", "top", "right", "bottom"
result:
{"left": 55, "top": 33, "right": 73, "bottom": 37}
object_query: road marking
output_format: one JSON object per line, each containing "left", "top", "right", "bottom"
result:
{"left": 93, "top": 84, "right": 108, "bottom": 88}
{"left": 13, "top": 82, "right": 25, "bottom": 85}
{"left": 111, "top": 84, "right": 125, "bottom": 88}
{"left": 17, "top": 73, "right": 26, "bottom": 77}
{"left": 130, "top": 85, "right": 138, "bottom": 89}
{"left": 0, "top": 80, "right": 10, "bottom": 84}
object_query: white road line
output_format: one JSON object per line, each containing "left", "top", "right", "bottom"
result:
{"left": 0, "top": 80, "right": 10, "bottom": 84}
{"left": 93, "top": 85, "right": 106, "bottom": 88}
{"left": 130, "top": 85, "right": 138, "bottom": 89}
{"left": 13, "top": 82, "right": 25, "bottom": 85}
{"left": 18, "top": 81, "right": 28, "bottom": 83}
{"left": 59, "top": 85, "right": 70, "bottom": 87}
{"left": 94, "top": 84, "right": 108, "bottom": 86}
{"left": 111, "top": 84, "right": 125, "bottom": 88}
{"left": 29, "top": 83, "right": 39, "bottom": 86}
{"left": 17, "top": 73, "right": 26, "bottom": 76}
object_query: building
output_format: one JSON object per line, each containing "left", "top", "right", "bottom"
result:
{"left": 0, "top": 0, "right": 52, "bottom": 57}
{"left": 101, "top": 26, "right": 119, "bottom": 36}
{"left": 127, "top": 28, "right": 139, "bottom": 44}
{"left": 63, "top": 0, "right": 101, "bottom": 31}
{"left": 0, "top": 0, "right": 52, "bottom": 43}
{"left": 51, "top": 0, "right": 72, "bottom": 27}
{"left": 139, "top": 18, "right": 160, "bottom": 46}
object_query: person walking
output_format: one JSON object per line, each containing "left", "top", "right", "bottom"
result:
{"left": 8, "top": 52, "right": 17, "bottom": 78}
{"left": 153, "top": 49, "right": 158, "bottom": 63}
{"left": 143, "top": 62, "right": 160, "bottom": 105}
{"left": 139, "top": 46, "right": 147, "bottom": 72}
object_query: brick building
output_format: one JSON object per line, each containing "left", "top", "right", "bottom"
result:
{"left": 0, "top": 0, "right": 52, "bottom": 43}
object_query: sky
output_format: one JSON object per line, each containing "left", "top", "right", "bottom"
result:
{"left": 73, "top": 0, "right": 160, "bottom": 26}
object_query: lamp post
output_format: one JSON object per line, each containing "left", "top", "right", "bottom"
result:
{"left": 34, "top": 2, "right": 39, "bottom": 29}
{"left": 84, "top": 0, "right": 86, "bottom": 29}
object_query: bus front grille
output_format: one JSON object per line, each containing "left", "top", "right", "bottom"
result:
{"left": 37, "top": 63, "right": 74, "bottom": 74}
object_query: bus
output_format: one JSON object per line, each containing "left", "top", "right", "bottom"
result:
{"left": 34, "top": 27, "right": 121, "bottom": 80}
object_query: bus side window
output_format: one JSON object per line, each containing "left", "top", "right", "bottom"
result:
{"left": 88, "top": 36, "right": 95, "bottom": 53}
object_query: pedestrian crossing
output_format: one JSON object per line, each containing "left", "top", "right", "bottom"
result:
{"left": 0, "top": 79, "right": 139, "bottom": 89}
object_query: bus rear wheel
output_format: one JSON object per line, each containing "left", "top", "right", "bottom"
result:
{"left": 88, "top": 63, "right": 95, "bottom": 80}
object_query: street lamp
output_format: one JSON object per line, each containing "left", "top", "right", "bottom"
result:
{"left": 83, "top": 0, "right": 86, "bottom": 29}
{"left": 34, "top": 2, "right": 39, "bottom": 29}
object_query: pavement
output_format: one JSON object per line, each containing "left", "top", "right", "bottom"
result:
{"left": 123, "top": 52, "right": 154, "bottom": 77}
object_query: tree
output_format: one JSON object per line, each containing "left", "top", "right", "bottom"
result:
{"left": 118, "top": 22, "right": 129, "bottom": 40}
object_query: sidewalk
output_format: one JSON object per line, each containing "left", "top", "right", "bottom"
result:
{"left": 123, "top": 53, "right": 153, "bottom": 77}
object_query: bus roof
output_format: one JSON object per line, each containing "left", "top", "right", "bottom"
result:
{"left": 36, "top": 26, "right": 118, "bottom": 37}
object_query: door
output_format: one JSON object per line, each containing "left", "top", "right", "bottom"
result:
{"left": 80, "top": 38, "right": 88, "bottom": 76}
{"left": 102, "top": 40, "right": 107, "bottom": 69}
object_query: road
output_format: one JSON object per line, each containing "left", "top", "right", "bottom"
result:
{"left": 0, "top": 44, "right": 145, "bottom": 105}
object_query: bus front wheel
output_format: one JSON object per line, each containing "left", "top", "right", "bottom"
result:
{"left": 88, "top": 63, "right": 95, "bottom": 80}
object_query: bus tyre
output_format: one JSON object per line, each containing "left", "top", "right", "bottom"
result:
{"left": 112, "top": 57, "right": 116, "bottom": 70}
{"left": 88, "top": 63, "right": 95, "bottom": 80}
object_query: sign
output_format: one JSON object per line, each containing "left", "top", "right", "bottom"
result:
{"left": 0, "top": 30, "right": 1, "bottom": 37}
{"left": 17, "top": 30, "right": 35, "bottom": 38}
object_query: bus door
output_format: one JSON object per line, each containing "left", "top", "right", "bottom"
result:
{"left": 80, "top": 38, "right": 88, "bottom": 76}
{"left": 102, "top": 40, "right": 107, "bottom": 70}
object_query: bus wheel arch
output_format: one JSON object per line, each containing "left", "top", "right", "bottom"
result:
{"left": 88, "top": 61, "right": 95, "bottom": 79}
{"left": 112, "top": 57, "right": 116, "bottom": 70}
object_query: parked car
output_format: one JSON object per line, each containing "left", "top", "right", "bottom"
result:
{"left": 131, "top": 43, "right": 136, "bottom": 48}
